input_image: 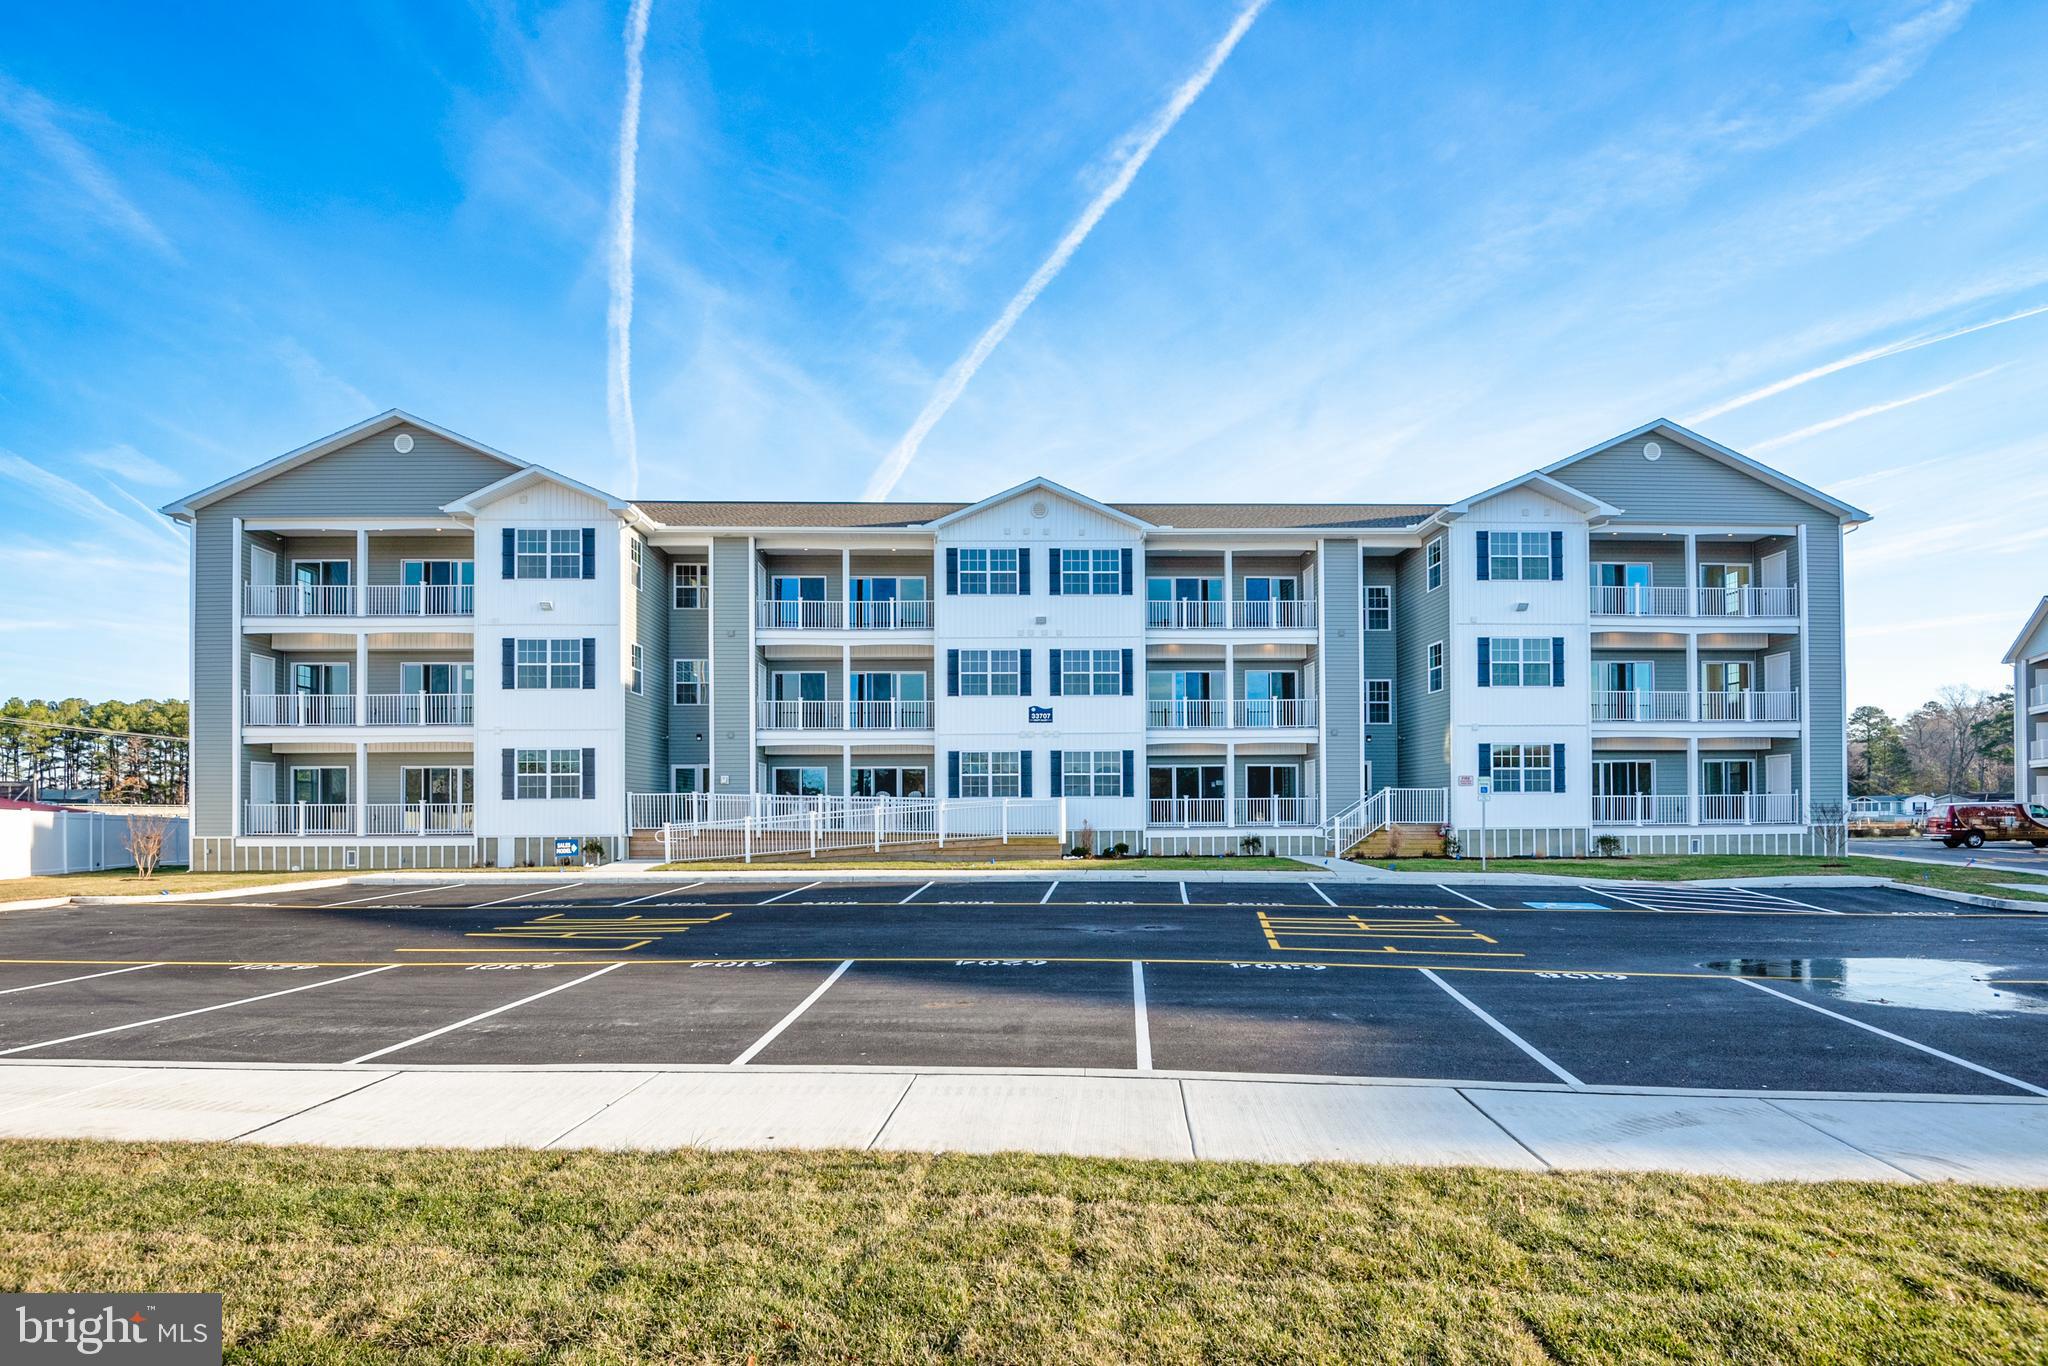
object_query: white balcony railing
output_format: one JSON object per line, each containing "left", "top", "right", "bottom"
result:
{"left": 848, "top": 700, "right": 932, "bottom": 730}
{"left": 364, "top": 693, "right": 474, "bottom": 726}
{"left": 1235, "top": 796, "right": 1319, "bottom": 826}
{"left": 1588, "top": 585, "right": 1800, "bottom": 618}
{"left": 2030, "top": 682, "right": 2048, "bottom": 709}
{"left": 1147, "top": 699, "right": 1228, "bottom": 728}
{"left": 1591, "top": 794, "right": 1691, "bottom": 825}
{"left": 1700, "top": 793, "right": 1802, "bottom": 825}
{"left": 1698, "top": 690, "right": 1799, "bottom": 722}
{"left": 245, "top": 693, "right": 355, "bottom": 727}
{"left": 364, "top": 584, "right": 474, "bottom": 617}
{"left": 245, "top": 584, "right": 356, "bottom": 617}
{"left": 1150, "top": 798, "right": 1226, "bottom": 827}
{"left": 757, "top": 600, "right": 844, "bottom": 631}
{"left": 848, "top": 599, "right": 932, "bottom": 630}
{"left": 1231, "top": 598, "right": 1317, "bottom": 630}
{"left": 1147, "top": 600, "right": 1229, "bottom": 631}
{"left": 364, "top": 803, "right": 475, "bottom": 836}
{"left": 1590, "top": 690, "right": 1692, "bottom": 722}
{"left": 242, "top": 802, "right": 354, "bottom": 836}
{"left": 2031, "top": 740, "right": 2048, "bottom": 764}
{"left": 759, "top": 700, "right": 844, "bottom": 730}
{"left": 1233, "top": 698, "right": 1317, "bottom": 728}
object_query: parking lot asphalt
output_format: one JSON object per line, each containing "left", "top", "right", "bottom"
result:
{"left": 0, "top": 877, "right": 2043, "bottom": 1096}
{"left": 1851, "top": 837, "right": 2048, "bottom": 875}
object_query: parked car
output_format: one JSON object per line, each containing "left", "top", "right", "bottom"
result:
{"left": 1926, "top": 802, "right": 2048, "bottom": 849}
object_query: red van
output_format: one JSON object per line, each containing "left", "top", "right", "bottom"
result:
{"left": 1926, "top": 802, "right": 2048, "bottom": 849}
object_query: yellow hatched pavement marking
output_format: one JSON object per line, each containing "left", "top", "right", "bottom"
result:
{"left": 1257, "top": 911, "right": 1521, "bottom": 958}
{"left": 408, "top": 910, "right": 734, "bottom": 952}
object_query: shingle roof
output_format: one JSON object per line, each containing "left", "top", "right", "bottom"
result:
{"left": 634, "top": 500, "right": 1440, "bottom": 531}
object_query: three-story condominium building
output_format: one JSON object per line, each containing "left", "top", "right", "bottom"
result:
{"left": 162, "top": 411, "right": 1869, "bottom": 869}
{"left": 2005, "top": 596, "right": 2048, "bottom": 807}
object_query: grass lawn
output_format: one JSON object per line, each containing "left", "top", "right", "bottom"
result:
{"left": 0, "top": 1142, "right": 2042, "bottom": 1362}
{"left": 654, "top": 855, "right": 1310, "bottom": 872}
{"left": 1368, "top": 853, "right": 2048, "bottom": 903}
{"left": 0, "top": 866, "right": 340, "bottom": 907}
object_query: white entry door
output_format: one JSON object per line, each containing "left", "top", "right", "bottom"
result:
{"left": 1766, "top": 752, "right": 1793, "bottom": 794}
{"left": 1760, "top": 550, "right": 1788, "bottom": 589}
{"left": 248, "top": 761, "right": 276, "bottom": 805}
{"left": 1764, "top": 651, "right": 1792, "bottom": 695}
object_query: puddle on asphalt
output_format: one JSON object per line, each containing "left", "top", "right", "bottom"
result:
{"left": 1704, "top": 957, "right": 2048, "bottom": 1016}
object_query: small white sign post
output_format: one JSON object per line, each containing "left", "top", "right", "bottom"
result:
{"left": 1475, "top": 781, "right": 1491, "bottom": 873}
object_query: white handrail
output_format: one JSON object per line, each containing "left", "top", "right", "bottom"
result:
{"left": 1590, "top": 690, "right": 1691, "bottom": 722}
{"left": 241, "top": 802, "right": 354, "bottom": 835}
{"left": 364, "top": 693, "right": 474, "bottom": 726}
{"left": 757, "top": 599, "right": 844, "bottom": 630}
{"left": 1232, "top": 698, "right": 1317, "bottom": 728}
{"left": 1147, "top": 699, "right": 1227, "bottom": 728}
{"left": 365, "top": 803, "right": 474, "bottom": 835}
{"left": 364, "top": 584, "right": 474, "bottom": 616}
{"left": 1234, "top": 796, "right": 1319, "bottom": 826}
{"left": 245, "top": 584, "right": 356, "bottom": 617}
{"left": 847, "top": 599, "right": 932, "bottom": 630}
{"left": 245, "top": 693, "right": 356, "bottom": 726}
{"left": 1698, "top": 690, "right": 1799, "bottom": 722}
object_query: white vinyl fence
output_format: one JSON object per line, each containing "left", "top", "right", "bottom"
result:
{"left": 0, "top": 807, "right": 191, "bottom": 879}
{"left": 663, "top": 797, "right": 1067, "bottom": 863}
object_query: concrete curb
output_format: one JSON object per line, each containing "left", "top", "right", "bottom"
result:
{"left": 1847, "top": 844, "right": 2048, "bottom": 878}
{"left": 0, "top": 897, "right": 71, "bottom": 913}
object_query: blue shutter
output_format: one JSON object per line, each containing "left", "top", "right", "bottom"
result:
{"left": 1475, "top": 530, "right": 1490, "bottom": 581}
{"left": 947, "top": 751, "right": 960, "bottom": 798}
{"left": 1122, "top": 749, "right": 1134, "bottom": 797}
{"left": 1478, "top": 743, "right": 1492, "bottom": 777}
{"left": 1120, "top": 548, "right": 1133, "bottom": 595}
{"left": 582, "top": 638, "right": 596, "bottom": 689}
{"left": 1121, "top": 649, "right": 1134, "bottom": 696}
{"left": 501, "top": 748, "right": 515, "bottom": 800}
{"left": 502, "top": 637, "right": 516, "bottom": 690}
{"left": 1017, "top": 547, "right": 1031, "bottom": 595}
{"left": 581, "top": 747, "right": 596, "bottom": 799}
{"left": 501, "top": 528, "right": 515, "bottom": 579}
{"left": 1048, "top": 649, "right": 1062, "bottom": 696}
{"left": 1019, "top": 750, "right": 1033, "bottom": 798}
{"left": 946, "top": 650, "right": 960, "bottom": 697}
{"left": 1552, "top": 637, "right": 1565, "bottom": 687}
{"left": 1476, "top": 637, "right": 1490, "bottom": 688}
{"left": 581, "top": 527, "right": 596, "bottom": 579}
{"left": 1050, "top": 750, "right": 1063, "bottom": 797}
{"left": 1549, "top": 530, "right": 1563, "bottom": 581}
{"left": 1047, "top": 548, "right": 1061, "bottom": 596}
{"left": 945, "top": 548, "right": 958, "bottom": 595}
{"left": 1553, "top": 743, "right": 1566, "bottom": 793}
{"left": 1019, "top": 649, "right": 1032, "bottom": 697}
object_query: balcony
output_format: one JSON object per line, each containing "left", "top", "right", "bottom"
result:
{"left": 365, "top": 584, "right": 474, "bottom": 617}
{"left": 244, "top": 584, "right": 475, "bottom": 618}
{"left": 1589, "top": 691, "right": 1799, "bottom": 724}
{"left": 1591, "top": 794, "right": 1801, "bottom": 826}
{"left": 758, "top": 700, "right": 933, "bottom": 731}
{"left": 1590, "top": 585, "right": 1799, "bottom": 619}
{"left": 1146, "top": 600, "right": 1319, "bottom": 631}
{"left": 2031, "top": 683, "right": 2048, "bottom": 710}
{"left": 1235, "top": 796, "right": 1319, "bottom": 826}
{"left": 1147, "top": 699, "right": 1228, "bottom": 729}
{"left": 246, "top": 585, "right": 355, "bottom": 617}
{"left": 1233, "top": 698, "right": 1317, "bottom": 729}
{"left": 243, "top": 802, "right": 355, "bottom": 835}
{"left": 1150, "top": 798, "right": 1226, "bottom": 827}
{"left": 2031, "top": 741, "right": 2048, "bottom": 765}
{"left": 1145, "top": 797, "right": 1319, "bottom": 826}
{"left": 242, "top": 803, "right": 475, "bottom": 837}
{"left": 245, "top": 694, "right": 474, "bottom": 728}
{"left": 365, "top": 803, "right": 475, "bottom": 836}
{"left": 757, "top": 599, "right": 933, "bottom": 631}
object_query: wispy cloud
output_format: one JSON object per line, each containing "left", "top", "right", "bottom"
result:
{"left": 0, "top": 72, "right": 178, "bottom": 261}
{"left": 1689, "top": 301, "right": 2048, "bottom": 422}
{"left": 862, "top": 0, "right": 1271, "bottom": 499}
{"left": 0, "top": 449, "right": 186, "bottom": 562}
{"left": 1747, "top": 364, "right": 2005, "bottom": 452}
{"left": 78, "top": 442, "right": 182, "bottom": 487}
{"left": 607, "top": 0, "right": 654, "bottom": 498}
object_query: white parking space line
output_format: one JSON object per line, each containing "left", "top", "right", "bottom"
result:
{"left": 347, "top": 963, "right": 626, "bottom": 1065}
{"left": 900, "top": 882, "right": 934, "bottom": 904}
{"left": 1585, "top": 884, "right": 1663, "bottom": 912}
{"left": 1039, "top": 881, "right": 1058, "bottom": 904}
{"left": 0, "top": 966, "right": 398, "bottom": 1057}
{"left": 730, "top": 960, "right": 853, "bottom": 1066}
{"left": 470, "top": 883, "right": 582, "bottom": 910}
{"left": 1729, "top": 977, "right": 2048, "bottom": 1097}
{"left": 1132, "top": 961, "right": 1153, "bottom": 1072}
{"left": 1307, "top": 882, "right": 1338, "bottom": 906}
{"left": 611, "top": 883, "right": 705, "bottom": 908}
{"left": 0, "top": 963, "right": 162, "bottom": 996}
{"left": 1437, "top": 884, "right": 1493, "bottom": 910}
{"left": 1731, "top": 886, "right": 1840, "bottom": 913}
{"left": 325, "top": 883, "right": 469, "bottom": 907}
{"left": 757, "top": 882, "right": 820, "bottom": 905}
{"left": 1420, "top": 968, "right": 1583, "bottom": 1089}
{"left": 1178, "top": 882, "right": 1190, "bottom": 905}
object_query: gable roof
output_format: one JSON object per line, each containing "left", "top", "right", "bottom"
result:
{"left": 632, "top": 498, "right": 1440, "bottom": 531}
{"left": 159, "top": 409, "right": 526, "bottom": 522}
{"left": 1432, "top": 470, "right": 1620, "bottom": 523}
{"left": 2004, "top": 596, "right": 2048, "bottom": 664}
{"left": 922, "top": 477, "right": 1154, "bottom": 531}
{"left": 1541, "top": 419, "right": 1873, "bottom": 525}
{"left": 442, "top": 464, "right": 634, "bottom": 518}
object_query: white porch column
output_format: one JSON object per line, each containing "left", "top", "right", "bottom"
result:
{"left": 842, "top": 743, "right": 851, "bottom": 799}
{"left": 1682, "top": 533, "right": 1697, "bottom": 614}
{"left": 356, "top": 632, "right": 369, "bottom": 730}
{"left": 841, "top": 547, "right": 851, "bottom": 626}
{"left": 1225, "top": 741, "right": 1237, "bottom": 828}
{"left": 356, "top": 528, "right": 369, "bottom": 616}
{"left": 1686, "top": 736, "right": 1700, "bottom": 826}
{"left": 230, "top": 517, "right": 244, "bottom": 838}
{"left": 1223, "top": 549, "right": 1235, "bottom": 627}
{"left": 1685, "top": 631, "right": 1699, "bottom": 722}
{"left": 355, "top": 742, "right": 368, "bottom": 839}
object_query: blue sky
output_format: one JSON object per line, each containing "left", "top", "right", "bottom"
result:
{"left": 2, "top": 0, "right": 2045, "bottom": 713}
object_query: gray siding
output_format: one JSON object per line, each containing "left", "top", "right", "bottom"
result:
{"left": 1319, "top": 540, "right": 1361, "bottom": 811}
{"left": 1394, "top": 540, "right": 1451, "bottom": 789}
{"left": 710, "top": 537, "right": 753, "bottom": 792}
{"left": 623, "top": 535, "right": 669, "bottom": 795}
{"left": 667, "top": 553, "right": 710, "bottom": 775}
{"left": 1361, "top": 556, "right": 1400, "bottom": 788}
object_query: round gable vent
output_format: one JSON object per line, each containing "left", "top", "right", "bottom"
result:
{"left": 394, "top": 433, "right": 415, "bottom": 454}
{"left": 1029, "top": 500, "right": 1049, "bottom": 519}
{"left": 1642, "top": 441, "right": 1661, "bottom": 461}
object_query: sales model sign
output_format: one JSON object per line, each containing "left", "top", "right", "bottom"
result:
{"left": 4, "top": 1295, "right": 220, "bottom": 1363}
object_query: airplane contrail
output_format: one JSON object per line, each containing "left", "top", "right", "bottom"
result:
{"left": 608, "top": 0, "right": 655, "bottom": 496}
{"left": 862, "top": 0, "right": 1271, "bottom": 499}
{"left": 1688, "top": 300, "right": 2048, "bottom": 423}
{"left": 1747, "top": 364, "right": 2005, "bottom": 452}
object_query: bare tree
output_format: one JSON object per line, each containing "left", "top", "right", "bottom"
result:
{"left": 1902, "top": 686, "right": 1996, "bottom": 796}
{"left": 125, "top": 814, "right": 170, "bottom": 880}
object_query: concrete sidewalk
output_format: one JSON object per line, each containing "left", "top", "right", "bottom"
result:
{"left": 1, "top": 1060, "right": 2041, "bottom": 1185}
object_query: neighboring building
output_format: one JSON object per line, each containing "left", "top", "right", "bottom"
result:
{"left": 162, "top": 411, "right": 1869, "bottom": 869}
{"left": 2005, "top": 597, "right": 2048, "bottom": 806}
